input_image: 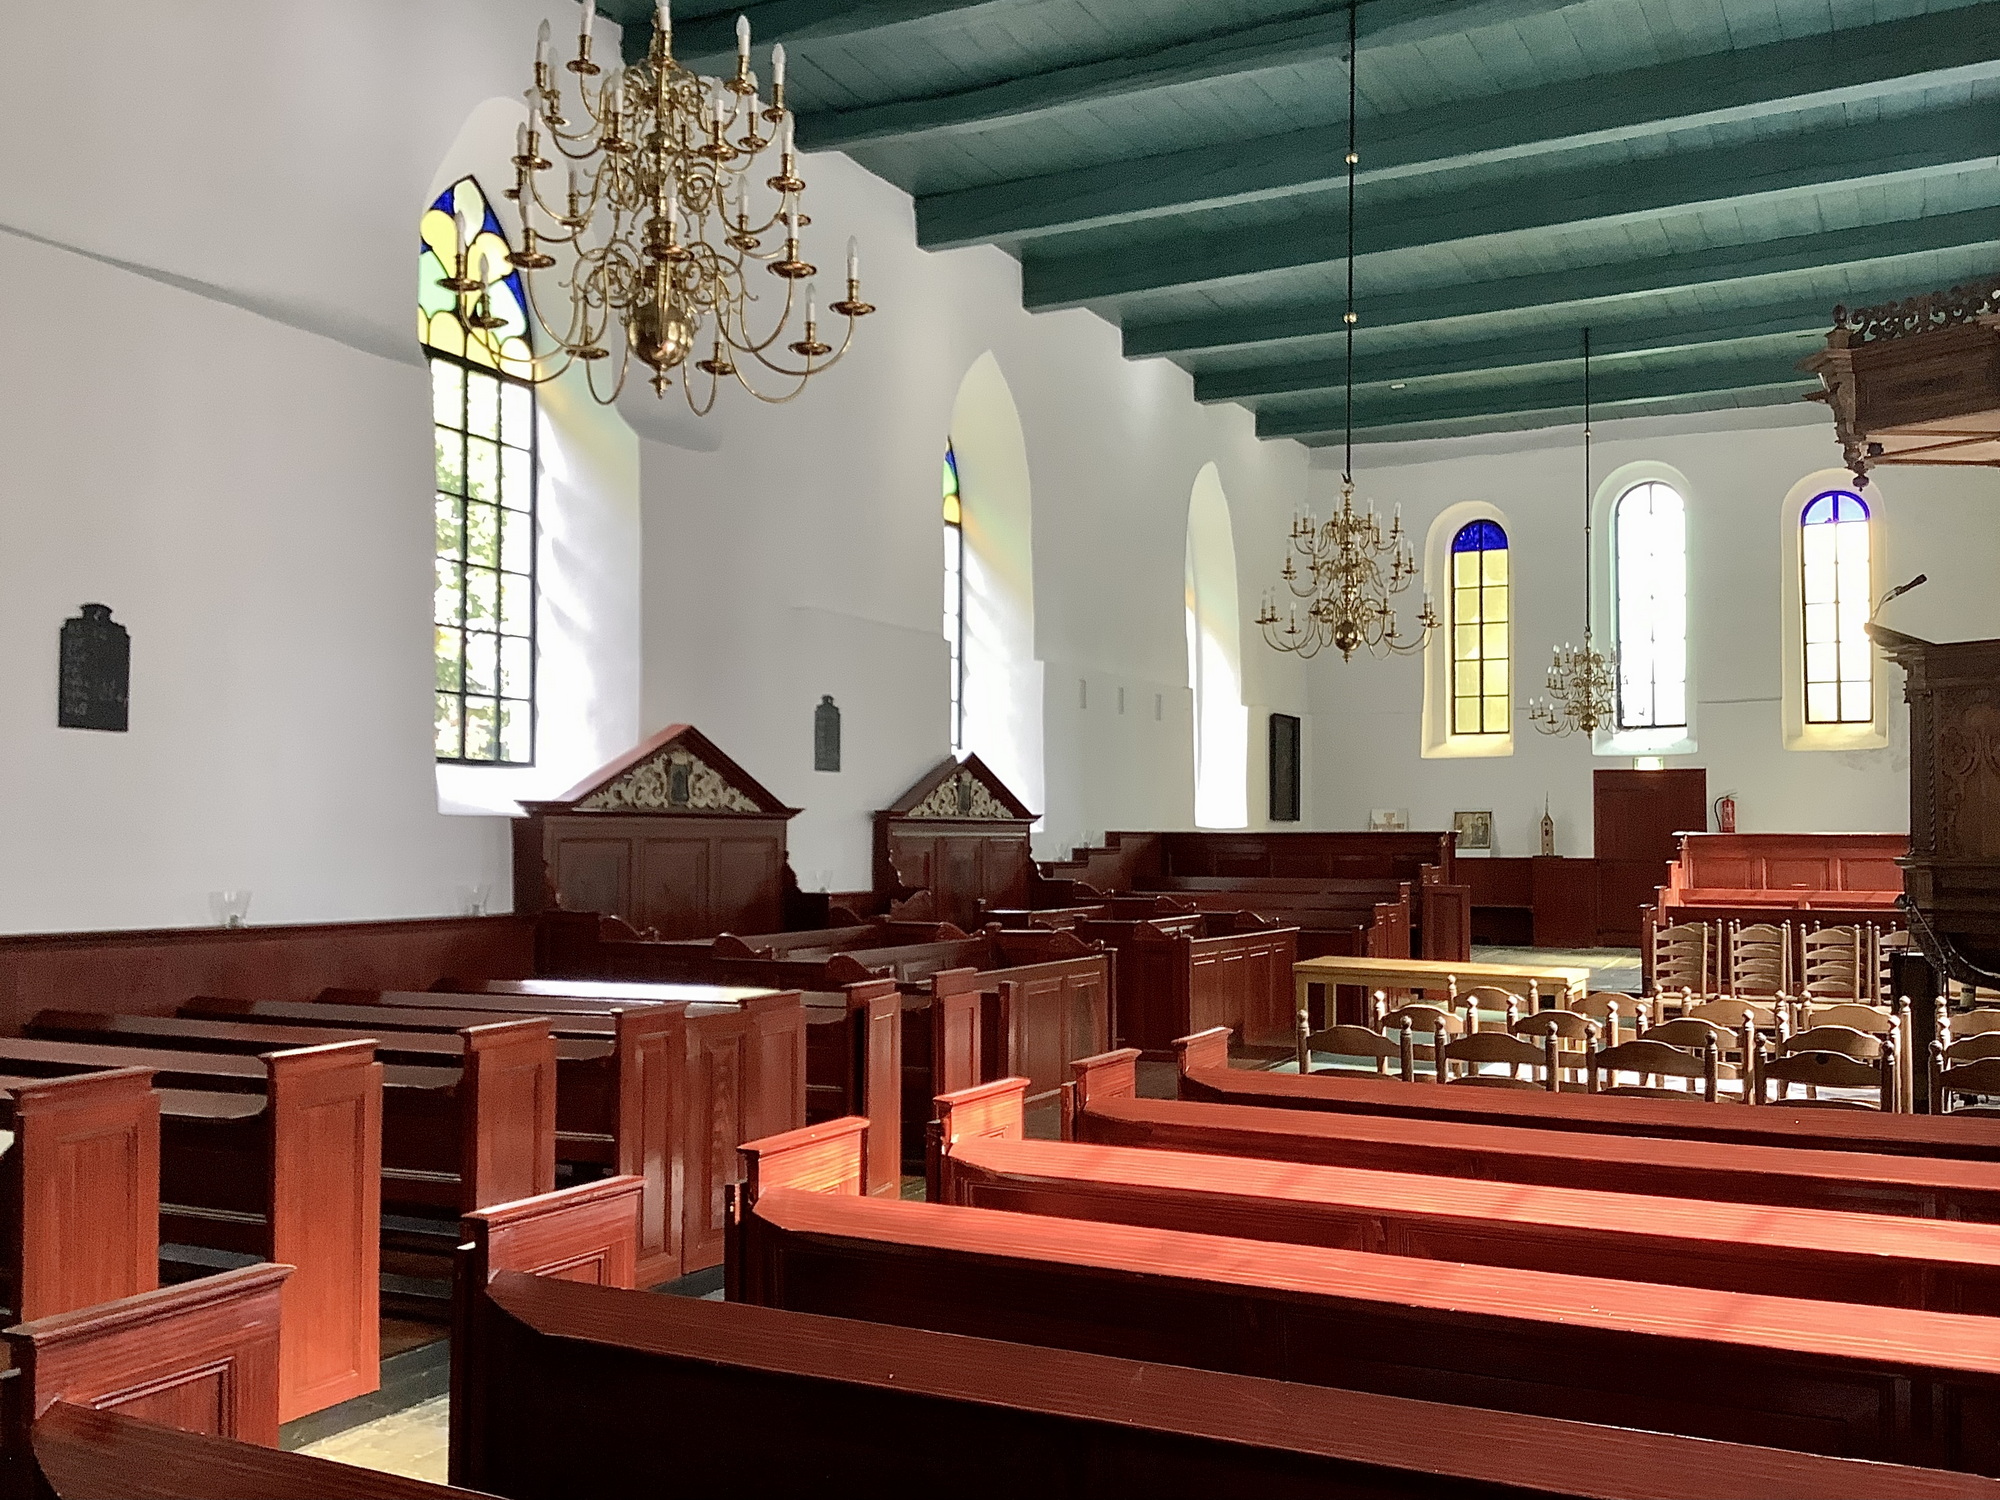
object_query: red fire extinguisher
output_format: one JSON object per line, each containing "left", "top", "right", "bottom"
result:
{"left": 1715, "top": 793, "right": 1737, "bottom": 834}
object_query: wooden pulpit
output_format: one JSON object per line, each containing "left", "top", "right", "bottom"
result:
{"left": 1867, "top": 623, "right": 2000, "bottom": 987}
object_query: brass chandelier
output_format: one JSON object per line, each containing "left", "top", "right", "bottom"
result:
{"left": 1527, "top": 328, "right": 1618, "bottom": 736}
{"left": 1258, "top": 0, "right": 1437, "bottom": 663}
{"left": 490, "top": 1, "right": 873, "bottom": 409}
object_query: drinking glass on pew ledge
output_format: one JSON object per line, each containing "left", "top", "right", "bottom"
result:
{"left": 459, "top": 882, "right": 492, "bottom": 917}
{"left": 208, "top": 889, "right": 252, "bottom": 928}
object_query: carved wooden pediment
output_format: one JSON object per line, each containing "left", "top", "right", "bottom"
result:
{"left": 884, "top": 754, "right": 1035, "bottom": 823}
{"left": 532, "top": 724, "right": 796, "bottom": 817}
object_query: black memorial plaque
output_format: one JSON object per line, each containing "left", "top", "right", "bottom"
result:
{"left": 58, "top": 604, "right": 129, "bottom": 732}
{"left": 814, "top": 695, "right": 841, "bottom": 773}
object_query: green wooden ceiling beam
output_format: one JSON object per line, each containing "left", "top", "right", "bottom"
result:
{"left": 1256, "top": 348, "right": 1814, "bottom": 441}
{"left": 916, "top": 4, "right": 2000, "bottom": 249}
{"left": 614, "top": 0, "right": 1013, "bottom": 67}
{"left": 1199, "top": 315, "right": 1825, "bottom": 406}
{"left": 799, "top": 0, "right": 1591, "bottom": 152}
{"left": 1122, "top": 205, "right": 2000, "bottom": 361}
{"left": 1338, "top": 384, "right": 1808, "bottom": 444}
{"left": 1024, "top": 101, "right": 2000, "bottom": 311}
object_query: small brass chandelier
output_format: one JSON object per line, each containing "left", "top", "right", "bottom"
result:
{"left": 1527, "top": 328, "right": 1618, "bottom": 736}
{"left": 494, "top": 1, "right": 873, "bottom": 409}
{"left": 1257, "top": 0, "right": 1437, "bottom": 663}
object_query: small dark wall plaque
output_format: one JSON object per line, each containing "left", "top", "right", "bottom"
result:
{"left": 814, "top": 695, "right": 841, "bottom": 772}
{"left": 59, "top": 604, "right": 129, "bottom": 732}
{"left": 1269, "top": 712, "right": 1301, "bottom": 822}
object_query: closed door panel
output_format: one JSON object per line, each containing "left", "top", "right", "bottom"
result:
{"left": 638, "top": 840, "right": 710, "bottom": 939}
{"left": 555, "top": 839, "right": 634, "bottom": 924}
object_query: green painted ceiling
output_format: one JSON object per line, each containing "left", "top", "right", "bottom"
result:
{"left": 599, "top": 0, "right": 2000, "bottom": 444}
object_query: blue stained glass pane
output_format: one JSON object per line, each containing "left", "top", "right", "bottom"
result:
{"left": 1452, "top": 520, "right": 1508, "bottom": 552}
{"left": 1804, "top": 490, "right": 1868, "bottom": 525}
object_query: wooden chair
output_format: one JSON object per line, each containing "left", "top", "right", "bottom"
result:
{"left": 1874, "top": 927, "right": 1910, "bottom": 1003}
{"left": 1932, "top": 1039, "right": 2000, "bottom": 1117}
{"left": 1801, "top": 924, "right": 1867, "bottom": 1001}
{"left": 1585, "top": 1037, "right": 1718, "bottom": 1102}
{"left": 1564, "top": 991, "right": 1649, "bottom": 1046}
{"left": 1436, "top": 1030, "right": 1557, "bottom": 1091}
{"left": 1293, "top": 1011, "right": 1407, "bottom": 1081}
{"left": 1768, "top": 1025, "right": 1894, "bottom": 1109}
{"left": 1646, "top": 1014, "right": 1758, "bottom": 1098}
{"left": 1455, "top": 985, "right": 1517, "bottom": 1033}
{"left": 1651, "top": 922, "right": 1712, "bottom": 997}
{"left": 1757, "top": 1046, "right": 1897, "bottom": 1111}
{"left": 1800, "top": 1000, "right": 1911, "bottom": 1108}
{"left": 1727, "top": 921, "right": 1793, "bottom": 997}
{"left": 1377, "top": 1003, "right": 1463, "bottom": 1080}
{"left": 1509, "top": 1009, "right": 1593, "bottom": 1088}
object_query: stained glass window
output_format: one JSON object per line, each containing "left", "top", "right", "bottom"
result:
{"left": 1801, "top": 489, "right": 1872, "bottom": 724}
{"left": 422, "top": 177, "right": 536, "bottom": 765}
{"left": 943, "top": 443, "right": 965, "bottom": 753}
{"left": 1450, "top": 519, "right": 1510, "bottom": 735}
{"left": 1613, "top": 481, "right": 1688, "bottom": 731}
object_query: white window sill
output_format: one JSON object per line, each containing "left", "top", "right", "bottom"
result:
{"left": 1422, "top": 732, "right": 1515, "bottom": 760}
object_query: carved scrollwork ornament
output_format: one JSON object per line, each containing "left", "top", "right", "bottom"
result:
{"left": 909, "top": 769, "right": 1012, "bottom": 820}
{"left": 579, "top": 748, "right": 760, "bottom": 812}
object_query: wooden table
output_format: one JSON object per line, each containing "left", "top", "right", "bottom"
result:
{"left": 1294, "top": 955, "right": 1591, "bottom": 1024}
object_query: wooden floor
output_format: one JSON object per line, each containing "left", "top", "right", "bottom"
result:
{"left": 1473, "top": 945, "right": 1642, "bottom": 993}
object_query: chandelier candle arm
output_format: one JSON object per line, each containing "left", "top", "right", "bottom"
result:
{"left": 454, "top": 1, "right": 874, "bottom": 411}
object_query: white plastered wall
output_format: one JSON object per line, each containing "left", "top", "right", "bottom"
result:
{"left": 1303, "top": 409, "right": 2000, "bottom": 856}
{"left": 0, "top": 3, "right": 1312, "bottom": 929}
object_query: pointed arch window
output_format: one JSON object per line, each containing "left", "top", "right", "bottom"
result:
{"left": 942, "top": 443, "right": 965, "bottom": 753}
{"left": 1449, "top": 520, "right": 1510, "bottom": 735}
{"left": 421, "top": 176, "right": 537, "bottom": 765}
{"left": 1801, "top": 489, "right": 1872, "bottom": 725}
{"left": 1613, "top": 480, "right": 1687, "bottom": 731}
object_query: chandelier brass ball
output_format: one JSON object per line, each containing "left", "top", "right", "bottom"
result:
{"left": 629, "top": 293, "right": 695, "bottom": 373}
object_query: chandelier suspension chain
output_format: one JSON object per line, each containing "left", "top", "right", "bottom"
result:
{"left": 1343, "top": 0, "right": 1357, "bottom": 487}
{"left": 1255, "top": 0, "right": 1438, "bottom": 665}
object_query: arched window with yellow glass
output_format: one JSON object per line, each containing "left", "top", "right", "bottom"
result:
{"left": 420, "top": 175, "right": 537, "bottom": 765}
{"left": 1800, "top": 489, "right": 1872, "bottom": 725}
{"left": 1450, "top": 519, "right": 1510, "bottom": 735}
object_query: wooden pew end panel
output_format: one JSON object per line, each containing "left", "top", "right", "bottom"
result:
{"left": 930, "top": 1077, "right": 1029, "bottom": 1202}
{"left": 1174, "top": 1027, "right": 1233, "bottom": 1080}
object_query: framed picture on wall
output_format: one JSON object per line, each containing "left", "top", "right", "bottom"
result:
{"left": 1368, "top": 808, "right": 1409, "bottom": 833}
{"left": 1269, "top": 713, "right": 1301, "bottom": 822}
{"left": 1453, "top": 809, "right": 1494, "bottom": 853}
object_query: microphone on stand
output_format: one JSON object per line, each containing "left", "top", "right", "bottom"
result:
{"left": 1873, "top": 574, "right": 1927, "bottom": 619}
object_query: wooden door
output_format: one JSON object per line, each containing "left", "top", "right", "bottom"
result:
{"left": 1594, "top": 769, "right": 1707, "bottom": 945}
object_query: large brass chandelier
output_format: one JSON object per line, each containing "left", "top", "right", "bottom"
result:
{"left": 1527, "top": 328, "right": 1618, "bottom": 736}
{"left": 1257, "top": 0, "right": 1437, "bottom": 663}
{"left": 497, "top": 2, "right": 873, "bottom": 409}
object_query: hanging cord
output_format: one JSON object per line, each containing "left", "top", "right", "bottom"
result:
{"left": 1342, "top": 0, "right": 1359, "bottom": 486}
{"left": 1581, "top": 325, "right": 1593, "bottom": 638}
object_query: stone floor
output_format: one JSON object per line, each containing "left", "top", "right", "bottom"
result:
{"left": 298, "top": 1394, "right": 450, "bottom": 1483}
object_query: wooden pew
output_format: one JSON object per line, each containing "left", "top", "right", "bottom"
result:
{"left": 1074, "top": 917, "right": 1296, "bottom": 1054}
{"left": 1178, "top": 1024, "right": 2000, "bottom": 1159}
{"left": 1070, "top": 1047, "right": 2000, "bottom": 1220}
{"left": 184, "top": 991, "right": 803, "bottom": 1278}
{"left": 140, "top": 1041, "right": 381, "bottom": 1421}
{"left": 0, "top": 1069, "right": 158, "bottom": 1324}
{"left": 6, "top": 1263, "right": 476, "bottom": 1500}
{"left": 730, "top": 1124, "right": 2000, "bottom": 1475}
{"left": 454, "top": 1254, "right": 1993, "bottom": 1500}
{"left": 931, "top": 1076, "right": 2000, "bottom": 1313}
{"left": 449, "top": 1176, "right": 644, "bottom": 1488}
{"left": 27, "top": 1404, "right": 481, "bottom": 1500}
{"left": 0, "top": 1028, "right": 552, "bottom": 1224}
{"left": 5, "top": 1264, "right": 291, "bottom": 1459}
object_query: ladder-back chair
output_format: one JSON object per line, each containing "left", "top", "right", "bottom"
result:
{"left": 1651, "top": 922, "right": 1713, "bottom": 998}
{"left": 1586, "top": 1037, "right": 1719, "bottom": 1102}
{"left": 1757, "top": 1045, "right": 1897, "bottom": 1111}
{"left": 1437, "top": 1031, "right": 1558, "bottom": 1091}
{"left": 1727, "top": 921, "right": 1792, "bottom": 998}
{"left": 1801, "top": 924, "right": 1867, "bottom": 1002}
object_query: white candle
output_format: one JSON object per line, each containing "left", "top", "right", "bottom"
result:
{"left": 567, "top": 164, "right": 581, "bottom": 201}
{"left": 805, "top": 280, "right": 817, "bottom": 325}
{"left": 736, "top": 13, "right": 750, "bottom": 63}
{"left": 666, "top": 182, "right": 679, "bottom": 224}
{"left": 536, "top": 18, "right": 550, "bottom": 64}
{"left": 846, "top": 236, "right": 859, "bottom": 283}
{"left": 772, "top": 42, "right": 786, "bottom": 89}
{"left": 581, "top": 0, "right": 596, "bottom": 36}
{"left": 454, "top": 208, "right": 474, "bottom": 266}
{"left": 782, "top": 114, "right": 795, "bottom": 158}
{"left": 783, "top": 208, "right": 797, "bottom": 241}
{"left": 711, "top": 88, "right": 725, "bottom": 130}
{"left": 655, "top": 0, "right": 670, "bottom": 45}
{"left": 516, "top": 122, "right": 528, "bottom": 160}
